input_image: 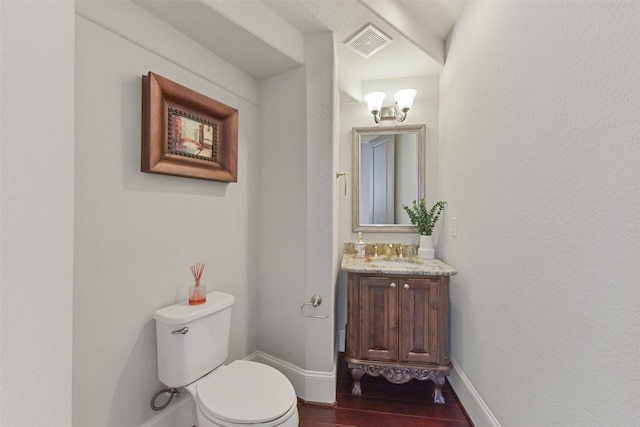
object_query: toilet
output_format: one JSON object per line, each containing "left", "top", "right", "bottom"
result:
{"left": 154, "top": 291, "right": 299, "bottom": 427}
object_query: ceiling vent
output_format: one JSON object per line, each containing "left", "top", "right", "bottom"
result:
{"left": 345, "top": 24, "right": 392, "bottom": 58}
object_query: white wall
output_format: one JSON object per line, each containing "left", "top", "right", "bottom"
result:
{"left": 440, "top": 2, "right": 640, "bottom": 426}
{"left": 257, "top": 32, "right": 337, "bottom": 404}
{"left": 73, "top": 2, "right": 260, "bottom": 425}
{"left": 258, "top": 66, "right": 308, "bottom": 369}
{"left": 1, "top": 1, "right": 75, "bottom": 426}
{"left": 303, "top": 32, "right": 338, "bottom": 396}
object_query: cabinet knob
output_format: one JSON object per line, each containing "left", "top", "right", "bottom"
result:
{"left": 390, "top": 282, "right": 396, "bottom": 288}
{"left": 403, "top": 284, "right": 410, "bottom": 289}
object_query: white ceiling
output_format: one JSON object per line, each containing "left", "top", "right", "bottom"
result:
{"left": 135, "top": 0, "right": 466, "bottom": 97}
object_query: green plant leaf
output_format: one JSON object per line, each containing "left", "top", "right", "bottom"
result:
{"left": 401, "top": 199, "right": 446, "bottom": 236}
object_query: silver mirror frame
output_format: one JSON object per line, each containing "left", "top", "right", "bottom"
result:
{"left": 352, "top": 124, "right": 426, "bottom": 233}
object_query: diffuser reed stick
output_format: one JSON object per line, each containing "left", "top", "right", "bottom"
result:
{"left": 190, "top": 262, "right": 205, "bottom": 286}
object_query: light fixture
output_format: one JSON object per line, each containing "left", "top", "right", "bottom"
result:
{"left": 363, "top": 89, "right": 417, "bottom": 123}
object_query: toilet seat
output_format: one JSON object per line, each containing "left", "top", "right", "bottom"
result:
{"left": 195, "top": 360, "right": 297, "bottom": 426}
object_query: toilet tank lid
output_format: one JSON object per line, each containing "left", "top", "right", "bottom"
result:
{"left": 154, "top": 291, "right": 234, "bottom": 325}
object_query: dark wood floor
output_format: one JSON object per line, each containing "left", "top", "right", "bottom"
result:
{"left": 297, "top": 354, "right": 473, "bottom": 427}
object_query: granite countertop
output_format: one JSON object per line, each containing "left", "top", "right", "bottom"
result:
{"left": 341, "top": 253, "right": 457, "bottom": 276}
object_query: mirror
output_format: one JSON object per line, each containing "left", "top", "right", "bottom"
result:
{"left": 352, "top": 124, "right": 426, "bottom": 232}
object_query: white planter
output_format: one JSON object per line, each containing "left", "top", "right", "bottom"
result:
{"left": 418, "top": 235, "right": 435, "bottom": 259}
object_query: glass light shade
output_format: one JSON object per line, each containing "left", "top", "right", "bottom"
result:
{"left": 363, "top": 92, "right": 386, "bottom": 112}
{"left": 393, "top": 89, "right": 417, "bottom": 110}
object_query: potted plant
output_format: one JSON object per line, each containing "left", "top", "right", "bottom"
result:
{"left": 402, "top": 199, "right": 446, "bottom": 259}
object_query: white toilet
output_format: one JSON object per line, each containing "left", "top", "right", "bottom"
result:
{"left": 154, "top": 291, "right": 299, "bottom": 427}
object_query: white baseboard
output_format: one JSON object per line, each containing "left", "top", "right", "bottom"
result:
{"left": 139, "top": 391, "right": 195, "bottom": 427}
{"left": 246, "top": 351, "right": 336, "bottom": 405}
{"left": 448, "top": 356, "right": 501, "bottom": 427}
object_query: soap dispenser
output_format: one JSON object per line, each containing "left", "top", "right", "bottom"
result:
{"left": 355, "top": 232, "right": 366, "bottom": 259}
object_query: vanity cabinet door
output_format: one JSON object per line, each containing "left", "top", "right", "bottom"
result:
{"left": 399, "top": 277, "right": 440, "bottom": 364}
{"left": 344, "top": 270, "right": 453, "bottom": 404}
{"left": 359, "top": 276, "right": 398, "bottom": 362}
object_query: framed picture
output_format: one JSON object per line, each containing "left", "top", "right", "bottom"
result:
{"left": 141, "top": 72, "right": 238, "bottom": 182}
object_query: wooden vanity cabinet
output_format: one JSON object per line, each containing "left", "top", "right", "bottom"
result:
{"left": 346, "top": 272, "right": 451, "bottom": 404}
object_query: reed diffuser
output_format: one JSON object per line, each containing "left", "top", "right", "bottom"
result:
{"left": 188, "top": 262, "right": 206, "bottom": 305}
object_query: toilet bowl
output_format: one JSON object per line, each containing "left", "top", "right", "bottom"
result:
{"left": 185, "top": 360, "right": 298, "bottom": 427}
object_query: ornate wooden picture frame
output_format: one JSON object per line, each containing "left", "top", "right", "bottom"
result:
{"left": 141, "top": 72, "right": 238, "bottom": 182}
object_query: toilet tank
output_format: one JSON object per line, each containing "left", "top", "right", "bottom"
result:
{"left": 154, "top": 291, "right": 234, "bottom": 388}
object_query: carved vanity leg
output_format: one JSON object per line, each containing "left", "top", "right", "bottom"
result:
{"left": 432, "top": 376, "right": 446, "bottom": 404}
{"left": 350, "top": 368, "right": 365, "bottom": 396}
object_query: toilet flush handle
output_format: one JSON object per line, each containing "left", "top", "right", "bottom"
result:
{"left": 171, "top": 327, "right": 189, "bottom": 335}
